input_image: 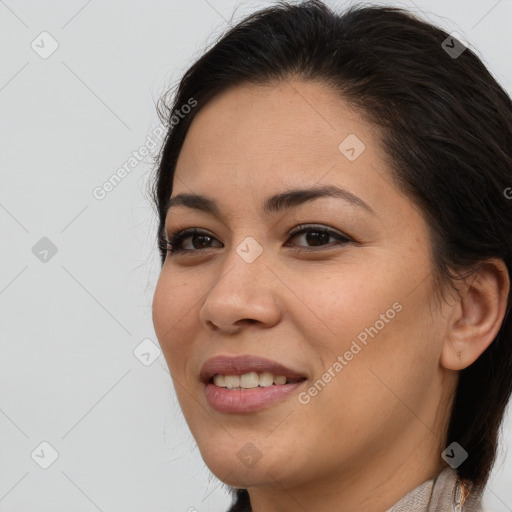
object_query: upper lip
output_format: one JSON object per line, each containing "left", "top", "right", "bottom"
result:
{"left": 200, "top": 354, "right": 308, "bottom": 383}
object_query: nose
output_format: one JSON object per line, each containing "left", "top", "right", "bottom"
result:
{"left": 198, "top": 245, "right": 281, "bottom": 334}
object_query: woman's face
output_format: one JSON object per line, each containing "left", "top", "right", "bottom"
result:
{"left": 152, "top": 80, "right": 454, "bottom": 495}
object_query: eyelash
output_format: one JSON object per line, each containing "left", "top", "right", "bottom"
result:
{"left": 164, "top": 224, "right": 352, "bottom": 256}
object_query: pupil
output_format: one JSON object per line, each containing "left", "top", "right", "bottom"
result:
{"left": 307, "top": 231, "right": 329, "bottom": 246}
{"left": 193, "top": 235, "right": 211, "bottom": 249}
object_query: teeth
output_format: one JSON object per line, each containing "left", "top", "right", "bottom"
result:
{"left": 273, "top": 375, "right": 287, "bottom": 385}
{"left": 240, "top": 372, "right": 259, "bottom": 388}
{"left": 224, "top": 375, "right": 241, "bottom": 389}
{"left": 212, "top": 372, "right": 299, "bottom": 389}
{"left": 213, "top": 374, "right": 225, "bottom": 387}
{"left": 259, "top": 371, "right": 274, "bottom": 387}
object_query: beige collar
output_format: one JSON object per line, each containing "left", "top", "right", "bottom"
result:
{"left": 387, "top": 468, "right": 483, "bottom": 512}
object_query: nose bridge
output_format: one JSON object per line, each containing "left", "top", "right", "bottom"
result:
{"left": 199, "top": 234, "right": 280, "bottom": 330}
{"left": 210, "top": 234, "right": 268, "bottom": 300}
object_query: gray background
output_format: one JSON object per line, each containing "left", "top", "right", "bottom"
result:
{"left": 1, "top": 0, "right": 511, "bottom": 510}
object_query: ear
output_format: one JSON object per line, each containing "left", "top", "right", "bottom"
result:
{"left": 440, "top": 258, "right": 510, "bottom": 371}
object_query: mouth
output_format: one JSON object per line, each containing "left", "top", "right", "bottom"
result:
{"left": 207, "top": 372, "right": 307, "bottom": 390}
{"left": 200, "top": 354, "right": 308, "bottom": 412}
{"left": 203, "top": 374, "right": 308, "bottom": 414}
{"left": 200, "top": 354, "right": 308, "bottom": 387}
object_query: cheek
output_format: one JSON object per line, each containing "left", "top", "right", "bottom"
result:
{"left": 295, "top": 257, "right": 439, "bottom": 398}
{"left": 152, "top": 272, "right": 197, "bottom": 368}
{"left": 152, "top": 277, "right": 172, "bottom": 342}
{"left": 298, "top": 307, "right": 439, "bottom": 463}
{"left": 326, "top": 295, "right": 439, "bottom": 419}
{"left": 289, "top": 264, "right": 399, "bottom": 352}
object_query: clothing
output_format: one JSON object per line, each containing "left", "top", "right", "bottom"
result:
{"left": 387, "top": 467, "right": 483, "bottom": 512}
{"left": 227, "top": 467, "right": 484, "bottom": 511}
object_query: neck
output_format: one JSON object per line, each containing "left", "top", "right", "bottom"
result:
{"left": 247, "top": 425, "right": 446, "bottom": 512}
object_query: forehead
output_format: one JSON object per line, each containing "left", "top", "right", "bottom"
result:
{"left": 173, "top": 80, "right": 386, "bottom": 197}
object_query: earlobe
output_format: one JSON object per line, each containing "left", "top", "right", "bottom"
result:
{"left": 440, "top": 259, "right": 510, "bottom": 371}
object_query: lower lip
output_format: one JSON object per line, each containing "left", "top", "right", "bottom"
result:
{"left": 204, "top": 380, "right": 307, "bottom": 413}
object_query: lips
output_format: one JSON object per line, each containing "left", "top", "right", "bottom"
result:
{"left": 199, "top": 354, "right": 308, "bottom": 383}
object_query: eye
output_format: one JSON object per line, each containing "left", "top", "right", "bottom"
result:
{"left": 285, "top": 224, "right": 352, "bottom": 251}
{"left": 165, "top": 228, "right": 222, "bottom": 255}
{"left": 165, "top": 224, "right": 352, "bottom": 256}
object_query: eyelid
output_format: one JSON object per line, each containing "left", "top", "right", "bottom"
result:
{"left": 166, "top": 223, "right": 350, "bottom": 241}
{"left": 287, "top": 223, "right": 351, "bottom": 240}
{"left": 166, "top": 227, "right": 221, "bottom": 252}
{"left": 165, "top": 223, "right": 354, "bottom": 257}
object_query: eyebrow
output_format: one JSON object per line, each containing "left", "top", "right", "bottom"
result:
{"left": 165, "top": 185, "right": 376, "bottom": 218}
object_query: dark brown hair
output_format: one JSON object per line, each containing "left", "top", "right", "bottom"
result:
{"left": 150, "top": 1, "right": 512, "bottom": 510}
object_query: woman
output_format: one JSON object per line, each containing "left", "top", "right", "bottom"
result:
{"left": 150, "top": 1, "right": 512, "bottom": 510}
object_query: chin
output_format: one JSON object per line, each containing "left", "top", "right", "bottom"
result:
{"left": 197, "top": 437, "right": 307, "bottom": 490}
